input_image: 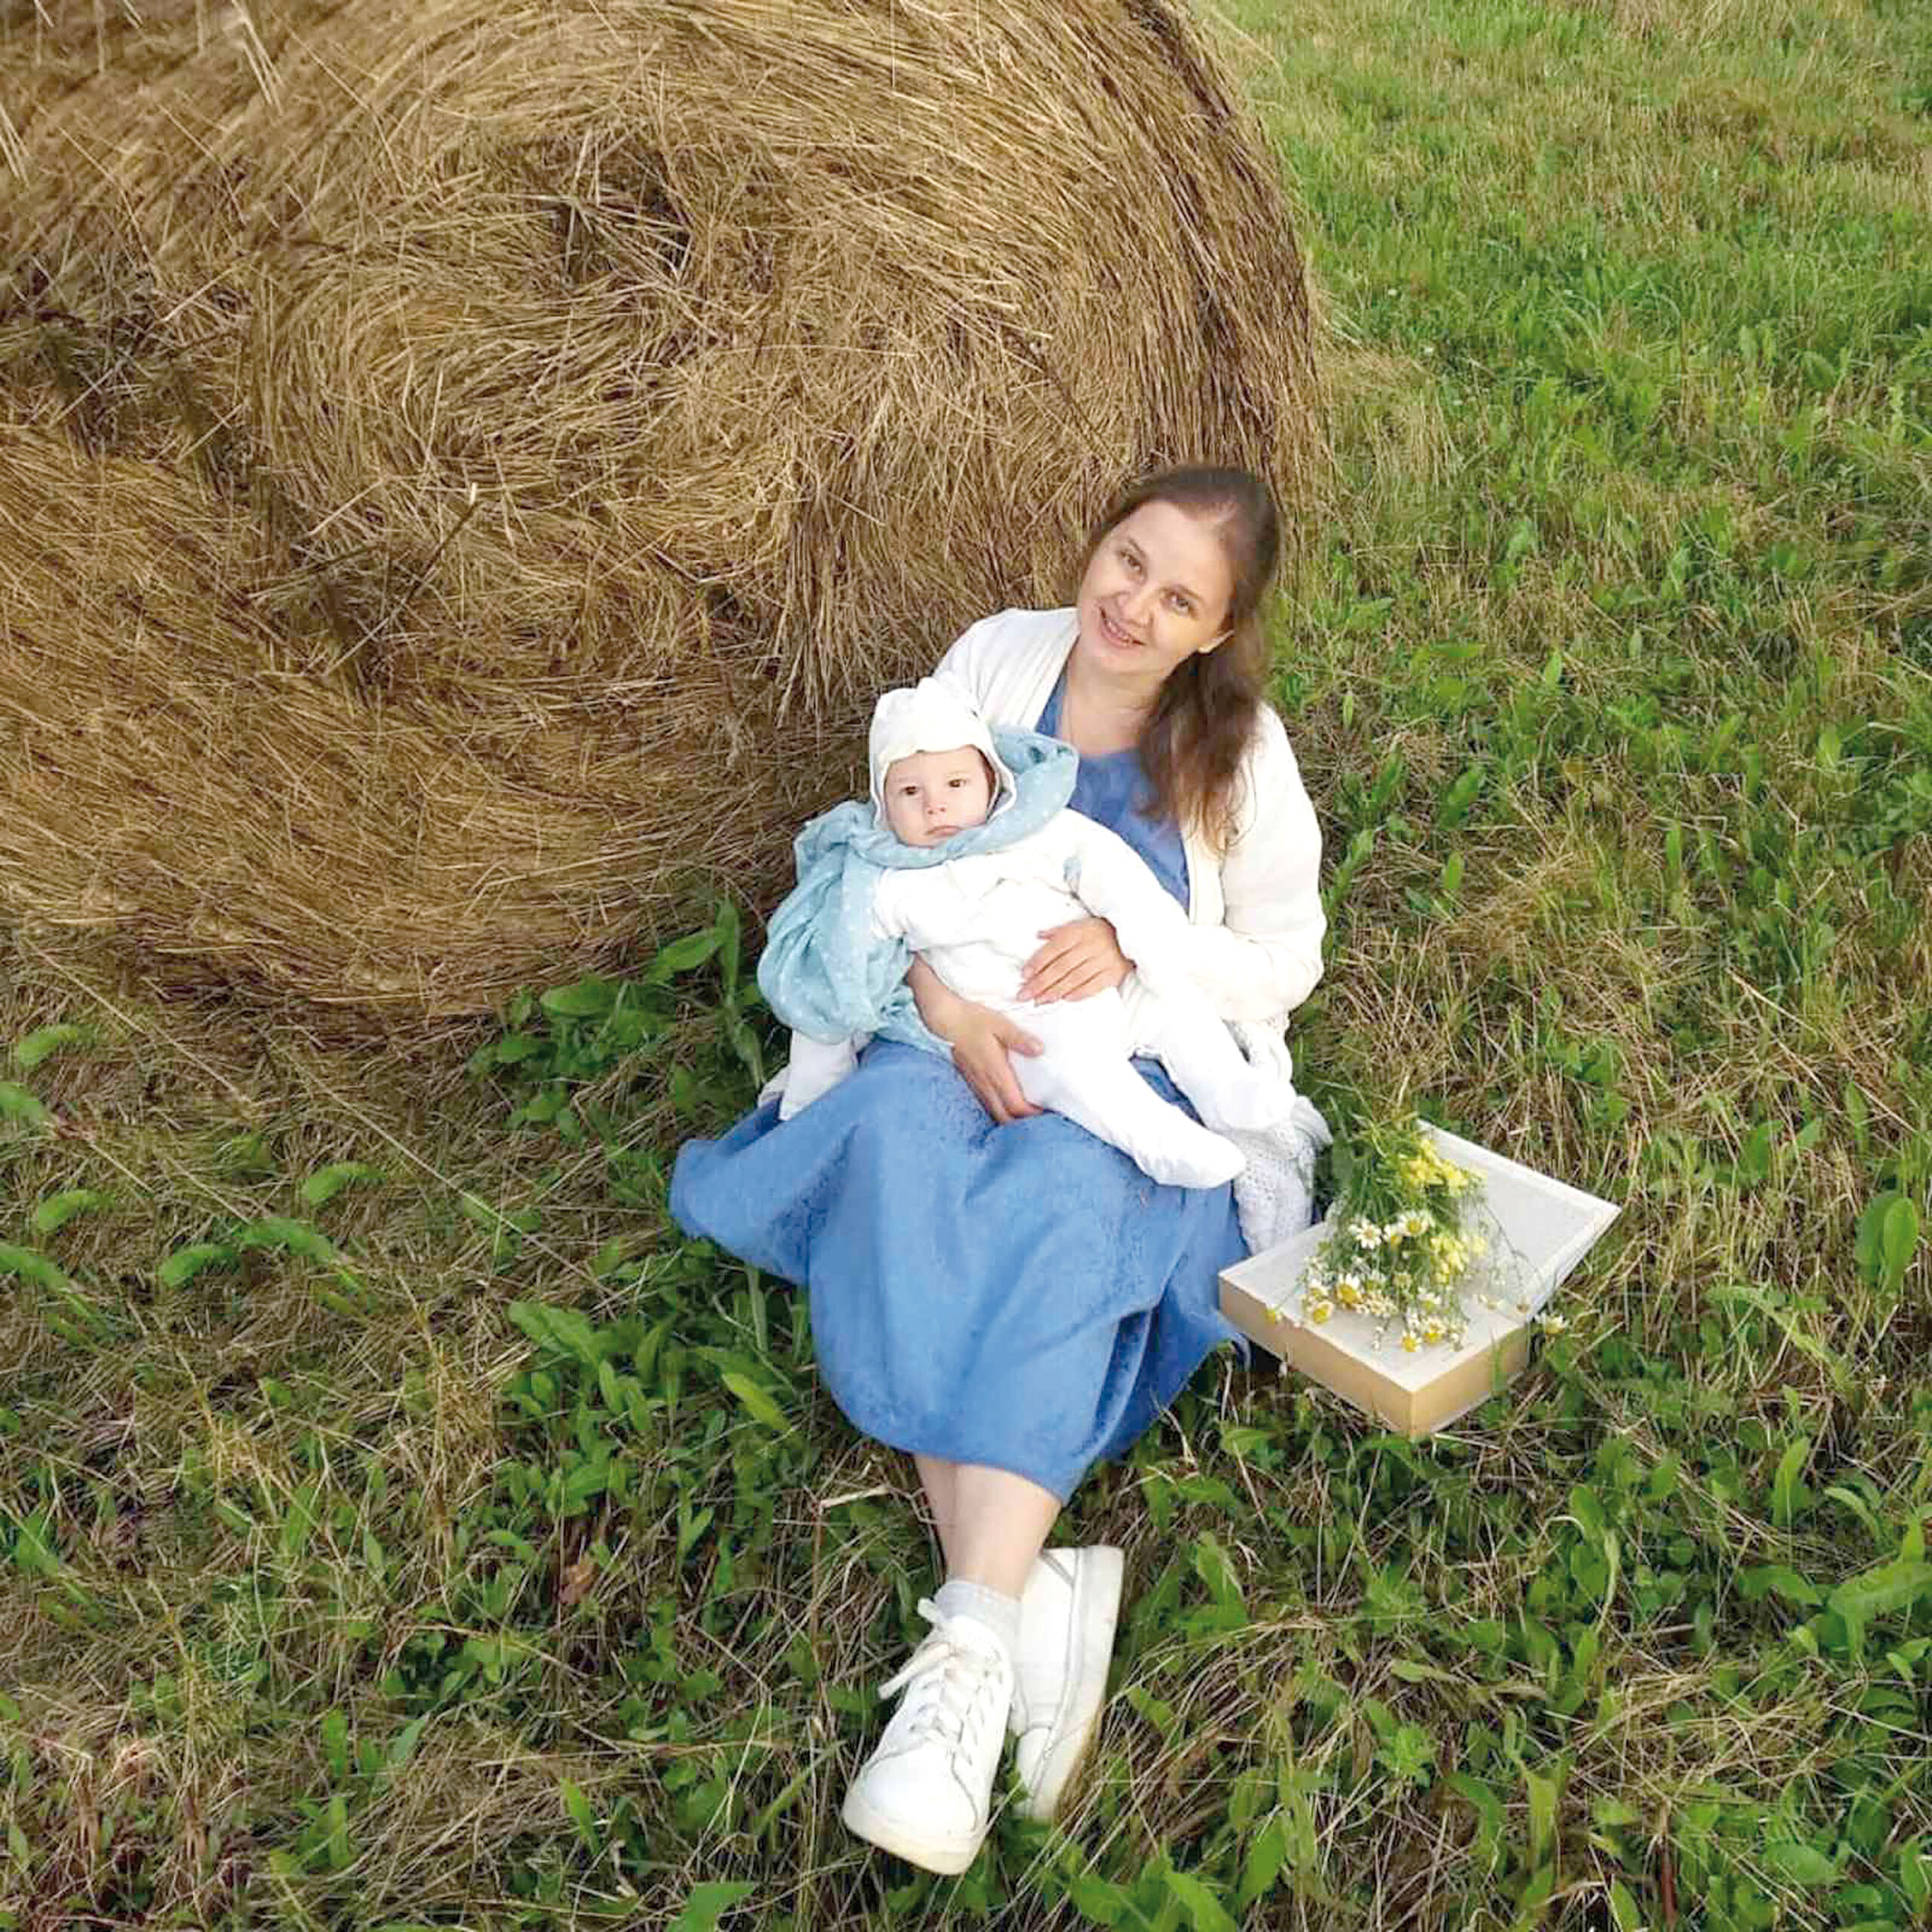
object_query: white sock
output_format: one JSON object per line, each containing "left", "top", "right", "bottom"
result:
{"left": 933, "top": 1577, "right": 1020, "bottom": 1658}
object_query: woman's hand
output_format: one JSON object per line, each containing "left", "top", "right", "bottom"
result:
{"left": 909, "top": 957, "right": 1043, "bottom": 1124}
{"left": 1020, "top": 917, "right": 1130, "bottom": 1004}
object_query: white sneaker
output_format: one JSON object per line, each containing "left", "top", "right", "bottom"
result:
{"left": 840, "top": 1600, "right": 1015, "bottom": 1874}
{"left": 1008, "top": 1546, "right": 1124, "bottom": 1821}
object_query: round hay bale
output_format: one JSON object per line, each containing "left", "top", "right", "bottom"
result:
{"left": 0, "top": 426, "right": 829, "bottom": 1011}
{"left": 0, "top": 0, "right": 1320, "bottom": 1018}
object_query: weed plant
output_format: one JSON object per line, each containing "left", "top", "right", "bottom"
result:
{"left": 3, "top": 0, "right": 1931, "bottom": 1925}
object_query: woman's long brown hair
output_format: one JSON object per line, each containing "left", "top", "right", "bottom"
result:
{"left": 1080, "top": 466, "right": 1281, "bottom": 851}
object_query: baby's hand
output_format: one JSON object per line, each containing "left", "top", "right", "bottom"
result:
{"left": 1021, "top": 918, "right": 1129, "bottom": 1003}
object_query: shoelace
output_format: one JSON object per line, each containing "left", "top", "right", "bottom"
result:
{"left": 877, "top": 1599, "right": 1008, "bottom": 1749}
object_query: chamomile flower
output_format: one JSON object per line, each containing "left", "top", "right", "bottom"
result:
{"left": 1298, "top": 1115, "right": 1493, "bottom": 1360}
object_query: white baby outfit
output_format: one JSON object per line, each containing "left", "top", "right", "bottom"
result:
{"left": 932, "top": 609, "right": 1332, "bottom": 1251}
{"left": 778, "top": 678, "right": 1295, "bottom": 1189}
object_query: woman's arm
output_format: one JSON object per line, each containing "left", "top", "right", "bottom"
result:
{"left": 908, "top": 955, "right": 1044, "bottom": 1124}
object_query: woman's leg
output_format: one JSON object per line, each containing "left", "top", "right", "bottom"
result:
{"left": 912, "top": 1454, "right": 1118, "bottom": 1826}
{"left": 925, "top": 1460, "right": 1061, "bottom": 1598}
{"left": 914, "top": 1454, "right": 960, "bottom": 1568}
{"left": 843, "top": 1457, "right": 1058, "bottom": 1871}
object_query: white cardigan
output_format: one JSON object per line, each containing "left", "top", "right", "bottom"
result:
{"left": 934, "top": 607, "right": 1325, "bottom": 1076}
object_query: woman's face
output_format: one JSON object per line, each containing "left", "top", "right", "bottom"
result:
{"left": 1073, "top": 499, "right": 1235, "bottom": 690}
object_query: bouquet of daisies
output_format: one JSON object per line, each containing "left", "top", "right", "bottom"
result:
{"left": 1298, "top": 1115, "right": 1494, "bottom": 1352}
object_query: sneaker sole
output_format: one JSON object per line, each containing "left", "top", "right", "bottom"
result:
{"left": 1018, "top": 1546, "right": 1124, "bottom": 1823}
{"left": 841, "top": 1783, "right": 986, "bottom": 1875}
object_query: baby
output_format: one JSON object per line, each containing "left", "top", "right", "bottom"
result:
{"left": 758, "top": 677, "right": 1295, "bottom": 1188}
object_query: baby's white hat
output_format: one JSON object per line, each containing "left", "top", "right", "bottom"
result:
{"left": 867, "top": 676, "right": 1016, "bottom": 826}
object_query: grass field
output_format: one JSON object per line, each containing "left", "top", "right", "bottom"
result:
{"left": 3, "top": 0, "right": 1930, "bottom": 1925}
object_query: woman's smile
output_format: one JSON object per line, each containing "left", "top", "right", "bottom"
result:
{"left": 1072, "top": 499, "right": 1234, "bottom": 689}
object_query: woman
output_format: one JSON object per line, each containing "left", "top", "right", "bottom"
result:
{"left": 671, "top": 467, "right": 1324, "bottom": 1874}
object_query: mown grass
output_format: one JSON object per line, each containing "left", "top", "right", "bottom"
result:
{"left": 3, "top": 0, "right": 1930, "bottom": 1926}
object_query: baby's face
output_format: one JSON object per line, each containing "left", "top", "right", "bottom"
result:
{"left": 881, "top": 746, "right": 995, "bottom": 847}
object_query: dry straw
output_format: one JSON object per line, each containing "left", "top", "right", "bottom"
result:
{"left": 0, "top": 0, "right": 1319, "bottom": 1019}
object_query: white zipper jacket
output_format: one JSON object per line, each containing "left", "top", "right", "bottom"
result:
{"left": 933, "top": 606, "right": 1326, "bottom": 1078}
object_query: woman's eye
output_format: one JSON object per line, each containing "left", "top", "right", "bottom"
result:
{"left": 1169, "top": 593, "right": 1192, "bottom": 615}
{"left": 1119, "top": 547, "right": 1142, "bottom": 574}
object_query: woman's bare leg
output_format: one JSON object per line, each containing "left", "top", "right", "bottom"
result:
{"left": 914, "top": 1454, "right": 960, "bottom": 1568}
{"left": 919, "top": 1459, "right": 1060, "bottom": 1598}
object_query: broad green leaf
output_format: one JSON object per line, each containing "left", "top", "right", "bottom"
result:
{"left": 280, "top": 1481, "right": 318, "bottom": 1566}
{"left": 321, "top": 1709, "right": 349, "bottom": 1781}
{"left": 1525, "top": 1768, "right": 1558, "bottom": 1869}
{"left": 1569, "top": 1484, "right": 1606, "bottom": 1543}
{"left": 1762, "top": 1840, "right": 1837, "bottom": 1886}
{"left": 1898, "top": 1839, "right": 1930, "bottom": 1913}
{"left": 0, "top": 1082, "right": 50, "bottom": 1129}
{"left": 648, "top": 928, "right": 723, "bottom": 981}
{"left": 14, "top": 1024, "right": 91, "bottom": 1071}
{"left": 1163, "top": 1868, "right": 1240, "bottom": 1932}
{"left": 1823, "top": 1482, "right": 1887, "bottom": 1552}
{"left": 668, "top": 1881, "right": 756, "bottom": 1932}
{"left": 1771, "top": 1435, "right": 1811, "bottom": 1528}
{"left": 1388, "top": 1657, "right": 1463, "bottom": 1686}
{"left": 561, "top": 1778, "right": 599, "bottom": 1854}
{"left": 1435, "top": 764, "right": 1484, "bottom": 829}
{"left": 11, "top": 1509, "right": 60, "bottom": 1577}
{"left": 1829, "top": 1560, "right": 1932, "bottom": 1626}
{"left": 1123, "top": 1685, "right": 1180, "bottom": 1742}
{"left": 0, "top": 1241, "right": 67, "bottom": 1291}
{"left": 324, "top": 1791, "right": 351, "bottom": 1871}
{"left": 1856, "top": 1191, "right": 1919, "bottom": 1291}
{"left": 1740, "top": 1564, "right": 1823, "bottom": 1608}
{"left": 1879, "top": 1195, "right": 1919, "bottom": 1282}
{"left": 386, "top": 1715, "right": 427, "bottom": 1772}
{"left": 1736, "top": 1119, "right": 1774, "bottom": 1186}
{"left": 722, "top": 1372, "right": 788, "bottom": 1432}
{"left": 31, "top": 1189, "right": 110, "bottom": 1235}
{"left": 1443, "top": 1773, "right": 1505, "bottom": 1871}
{"left": 1238, "top": 1815, "right": 1288, "bottom": 1908}
{"left": 299, "top": 1162, "right": 383, "bottom": 1208}
{"left": 158, "top": 1242, "right": 235, "bottom": 1289}
{"left": 560, "top": 1455, "right": 609, "bottom": 1511}
{"left": 1063, "top": 1875, "right": 1128, "bottom": 1926}
{"left": 237, "top": 1217, "right": 337, "bottom": 1263}
{"left": 506, "top": 1301, "right": 601, "bottom": 1367}
{"left": 540, "top": 977, "right": 617, "bottom": 1018}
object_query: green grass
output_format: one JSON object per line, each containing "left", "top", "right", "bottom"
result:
{"left": 4, "top": 0, "right": 1932, "bottom": 1925}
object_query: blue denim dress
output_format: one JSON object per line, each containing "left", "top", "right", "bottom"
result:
{"left": 669, "top": 681, "right": 1245, "bottom": 1500}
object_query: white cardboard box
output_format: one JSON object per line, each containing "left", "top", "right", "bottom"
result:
{"left": 1220, "top": 1124, "right": 1621, "bottom": 1438}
